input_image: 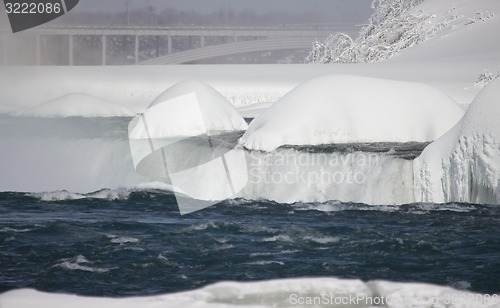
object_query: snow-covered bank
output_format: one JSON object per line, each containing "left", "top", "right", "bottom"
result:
{"left": 0, "top": 58, "right": 494, "bottom": 115}
{"left": 11, "top": 93, "right": 135, "bottom": 118}
{"left": 0, "top": 277, "right": 494, "bottom": 308}
{"left": 240, "top": 75, "right": 463, "bottom": 152}
{"left": 414, "top": 79, "right": 500, "bottom": 204}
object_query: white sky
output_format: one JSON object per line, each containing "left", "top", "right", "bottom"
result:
{"left": 75, "top": 0, "right": 373, "bottom": 22}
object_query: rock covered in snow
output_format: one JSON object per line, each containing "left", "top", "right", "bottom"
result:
{"left": 11, "top": 93, "right": 135, "bottom": 118}
{"left": 240, "top": 75, "right": 464, "bottom": 152}
{"left": 131, "top": 80, "right": 247, "bottom": 139}
{"left": 415, "top": 78, "right": 500, "bottom": 204}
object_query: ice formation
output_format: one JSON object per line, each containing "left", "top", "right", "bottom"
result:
{"left": 239, "top": 149, "right": 415, "bottom": 205}
{"left": 128, "top": 80, "right": 248, "bottom": 212}
{"left": 240, "top": 75, "right": 464, "bottom": 152}
{"left": 12, "top": 93, "right": 135, "bottom": 118}
{"left": 415, "top": 78, "right": 500, "bottom": 204}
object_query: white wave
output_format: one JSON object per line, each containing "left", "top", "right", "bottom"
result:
{"left": 245, "top": 260, "right": 285, "bottom": 266}
{"left": 259, "top": 234, "right": 294, "bottom": 243}
{"left": 182, "top": 221, "right": 230, "bottom": 232}
{"left": 0, "top": 277, "right": 493, "bottom": 308}
{"left": 0, "top": 227, "right": 33, "bottom": 233}
{"left": 249, "top": 250, "right": 299, "bottom": 257}
{"left": 111, "top": 237, "right": 140, "bottom": 244}
{"left": 294, "top": 202, "right": 400, "bottom": 213}
{"left": 56, "top": 262, "right": 111, "bottom": 273}
{"left": 303, "top": 236, "right": 340, "bottom": 244}
{"left": 53, "top": 255, "right": 112, "bottom": 274}
{"left": 157, "top": 254, "right": 183, "bottom": 268}
{"left": 29, "top": 189, "right": 130, "bottom": 202}
{"left": 105, "top": 234, "right": 140, "bottom": 244}
{"left": 184, "top": 222, "right": 215, "bottom": 232}
{"left": 413, "top": 203, "right": 477, "bottom": 213}
{"left": 242, "top": 225, "right": 279, "bottom": 234}
{"left": 214, "top": 244, "right": 234, "bottom": 250}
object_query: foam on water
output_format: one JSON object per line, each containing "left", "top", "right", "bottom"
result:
{"left": 302, "top": 235, "right": 341, "bottom": 244}
{"left": 105, "top": 234, "right": 141, "bottom": 244}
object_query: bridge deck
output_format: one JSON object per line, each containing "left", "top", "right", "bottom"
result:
{"left": 2, "top": 25, "right": 359, "bottom": 37}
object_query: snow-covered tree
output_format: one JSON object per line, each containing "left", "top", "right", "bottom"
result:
{"left": 306, "top": 0, "right": 457, "bottom": 63}
{"left": 474, "top": 69, "right": 500, "bottom": 89}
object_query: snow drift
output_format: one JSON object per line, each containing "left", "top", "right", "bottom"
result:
{"left": 0, "top": 277, "right": 492, "bottom": 308}
{"left": 133, "top": 79, "right": 248, "bottom": 138}
{"left": 240, "top": 75, "right": 464, "bottom": 152}
{"left": 415, "top": 78, "right": 500, "bottom": 204}
{"left": 11, "top": 93, "right": 135, "bottom": 118}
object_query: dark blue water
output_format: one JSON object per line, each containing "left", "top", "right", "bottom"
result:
{"left": 0, "top": 191, "right": 499, "bottom": 296}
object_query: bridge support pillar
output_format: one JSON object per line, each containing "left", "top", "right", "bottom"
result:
{"left": 135, "top": 35, "right": 139, "bottom": 64}
{"left": 167, "top": 35, "right": 172, "bottom": 54}
{"left": 200, "top": 35, "right": 205, "bottom": 48}
{"left": 35, "top": 35, "right": 41, "bottom": 65}
{"left": 101, "top": 35, "right": 107, "bottom": 65}
{"left": 2, "top": 35, "right": 7, "bottom": 65}
{"left": 69, "top": 35, "right": 74, "bottom": 66}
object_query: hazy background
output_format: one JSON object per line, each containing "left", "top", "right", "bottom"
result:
{"left": 73, "top": 0, "right": 373, "bottom": 20}
{"left": 0, "top": 0, "right": 373, "bottom": 64}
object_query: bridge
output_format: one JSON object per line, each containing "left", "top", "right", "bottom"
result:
{"left": 1, "top": 25, "right": 359, "bottom": 65}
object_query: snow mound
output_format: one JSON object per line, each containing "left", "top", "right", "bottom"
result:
{"left": 241, "top": 75, "right": 464, "bottom": 152}
{"left": 415, "top": 78, "right": 500, "bottom": 204}
{"left": 12, "top": 93, "right": 135, "bottom": 118}
{"left": 131, "top": 80, "right": 247, "bottom": 139}
{"left": 0, "top": 278, "right": 491, "bottom": 308}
